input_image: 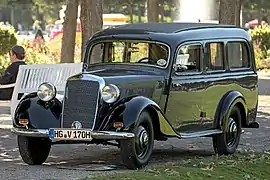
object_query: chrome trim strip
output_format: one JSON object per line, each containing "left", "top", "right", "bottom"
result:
{"left": 11, "top": 128, "right": 49, "bottom": 137}
{"left": 11, "top": 128, "right": 135, "bottom": 140}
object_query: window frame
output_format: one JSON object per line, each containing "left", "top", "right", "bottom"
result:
{"left": 226, "top": 39, "right": 252, "bottom": 72}
{"left": 203, "top": 40, "right": 227, "bottom": 74}
{"left": 173, "top": 41, "right": 204, "bottom": 76}
{"left": 87, "top": 39, "right": 171, "bottom": 69}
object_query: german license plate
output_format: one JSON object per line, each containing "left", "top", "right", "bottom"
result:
{"left": 49, "top": 129, "right": 92, "bottom": 141}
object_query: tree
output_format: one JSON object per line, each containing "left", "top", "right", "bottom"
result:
{"left": 80, "top": 0, "right": 103, "bottom": 62}
{"left": 219, "top": 0, "right": 243, "bottom": 25}
{"left": 60, "top": 0, "right": 78, "bottom": 63}
{"left": 147, "top": 0, "right": 159, "bottom": 22}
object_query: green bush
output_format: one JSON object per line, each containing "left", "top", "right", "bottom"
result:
{"left": 0, "top": 25, "right": 17, "bottom": 56}
{"left": 250, "top": 25, "right": 270, "bottom": 59}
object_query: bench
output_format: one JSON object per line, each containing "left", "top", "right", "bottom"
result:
{"left": 0, "top": 62, "right": 83, "bottom": 119}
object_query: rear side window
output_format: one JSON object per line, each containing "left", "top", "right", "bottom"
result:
{"left": 174, "top": 44, "right": 202, "bottom": 73}
{"left": 205, "top": 42, "right": 224, "bottom": 71}
{"left": 227, "top": 42, "right": 250, "bottom": 69}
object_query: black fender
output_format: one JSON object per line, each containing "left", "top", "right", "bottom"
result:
{"left": 118, "top": 96, "right": 178, "bottom": 137}
{"left": 214, "top": 90, "right": 247, "bottom": 130}
{"left": 13, "top": 92, "right": 62, "bottom": 129}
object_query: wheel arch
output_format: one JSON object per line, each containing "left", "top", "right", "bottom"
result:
{"left": 214, "top": 90, "right": 248, "bottom": 130}
{"left": 110, "top": 96, "right": 178, "bottom": 138}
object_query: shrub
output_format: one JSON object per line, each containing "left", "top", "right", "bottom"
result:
{"left": 0, "top": 25, "right": 17, "bottom": 56}
{"left": 250, "top": 25, "right": 270, "bottom": 59}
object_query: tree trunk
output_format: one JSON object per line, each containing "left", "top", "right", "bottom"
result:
{"left": 60, "top": 0, "right": 78, "bottom": 63}
{"left": 138, "top": 4, "right": 142, "bottom": 23}
{"left": 129, "top": 5, "right": 133, "bottom": 24}
{"left": 235, "top": 0, "right": 243, "bottom": 26}
{"left": 80, "top": 0, "right": 103, "bottom": 63}
{"left": 147, "top": 0, "right": 159, "bottom": 22}
{"left": 219, "top": 0, "right": 243, "bottom": 67}
{"left": 219, "top": 0, "right": 236, "bottom": 25}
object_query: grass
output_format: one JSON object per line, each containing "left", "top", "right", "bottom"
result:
{"left": 88, "top": 152, "right": 270, "bottom": 180}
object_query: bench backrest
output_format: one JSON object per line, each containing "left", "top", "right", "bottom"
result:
{"left": 11, "top": 62, "right": 82, "bottom": 119}
{"left": 15, "top": 63, "right": 82, "bottom": 93}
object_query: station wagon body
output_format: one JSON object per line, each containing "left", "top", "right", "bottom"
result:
{"left": 12, "top": 22, "right": 259, "bottom": 169}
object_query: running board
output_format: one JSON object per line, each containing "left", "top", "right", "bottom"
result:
{"left": 179, "top": 129, "right": 245, "bottom": 139}
{"left": 180, "top": 129, "right": 223, "bottom": 139}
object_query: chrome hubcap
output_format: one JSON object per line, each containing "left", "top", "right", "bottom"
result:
{"left": 226, "top": 117, "right": 237, "bottom": 146}
{"left": 136, "top": 126, "right": 149, "bottom": 158}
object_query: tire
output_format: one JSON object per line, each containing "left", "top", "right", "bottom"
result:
{"left": 213, "top": 105, "right": 242, "bottom": 155}
{"left": 120, "top": 111, "right": 154, "bottom": 169}
{"left": 18, "top": 135, "right": 51, "bottom": 165}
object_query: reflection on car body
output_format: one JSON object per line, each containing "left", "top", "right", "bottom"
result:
{"left": 12, "top": 22, "right": 259, "bottom": 169}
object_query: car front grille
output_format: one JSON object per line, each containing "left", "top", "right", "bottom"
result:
{"left": 62, "top": 79, "right": 100, "bottom": 129}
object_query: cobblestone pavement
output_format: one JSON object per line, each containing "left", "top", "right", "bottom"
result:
{"left": 0, "top": 75, "right": 270, "bottom": 180}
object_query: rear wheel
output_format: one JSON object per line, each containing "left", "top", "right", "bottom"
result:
{"left": 213, "top": 105, "right": 242, "bottom": 155}
{"left": 120, "top": 111, "right": 154, "bottom": 169}
{"left": 18, "top": 135, "right": 51, "bottom": 165}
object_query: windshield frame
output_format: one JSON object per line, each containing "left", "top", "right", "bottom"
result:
{"left": 84, "top": 39, "right": 171, "bottom": 69}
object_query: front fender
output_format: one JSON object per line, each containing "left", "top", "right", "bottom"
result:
{"left": 214, "top": 90, "right": 247, "bottom": 129}
{"left": 13, "top": 92, "right": 62, "bottom": 129}
{"left": 120, "top": 96, "right": 178, "bottom": 136}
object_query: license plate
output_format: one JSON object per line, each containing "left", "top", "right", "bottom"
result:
{"left": 49, "top": 129, "right": 92, "bottom": 141}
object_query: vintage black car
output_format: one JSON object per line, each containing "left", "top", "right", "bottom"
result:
{"left": 12, "top": 22, "right": 259, "bottom": 169}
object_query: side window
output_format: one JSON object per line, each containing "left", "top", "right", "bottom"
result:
{"left": 227, "top": 42, "right": 250, "bottom": 69}
{"left": 174, "top": 44, "right": 202, "bottom": 73}
{"left": 205, "top": 42, "right": 224, "bottom": 71}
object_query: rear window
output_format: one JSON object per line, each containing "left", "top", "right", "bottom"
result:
{"left": 227, "top": 42, "right": 250, "bottom": 69}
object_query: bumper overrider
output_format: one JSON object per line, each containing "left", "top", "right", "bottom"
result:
{"left": 11, "top": 128, "right": 135, "bottom": 141}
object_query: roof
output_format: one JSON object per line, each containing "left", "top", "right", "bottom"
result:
{"left": 101, "top": 22, "right": 238, "bottom": 34}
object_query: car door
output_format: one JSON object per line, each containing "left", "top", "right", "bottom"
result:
{"left": 165, "top": 42, "right": 206, "bottom": 133}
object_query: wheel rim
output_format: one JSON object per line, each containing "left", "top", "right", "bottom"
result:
{"left": 135, "top": 125, "right": 150, "bottom": 159}
{"left": 225, "top": 117, "right": 238, "bottom": 147}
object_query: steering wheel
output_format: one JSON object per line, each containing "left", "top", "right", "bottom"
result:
{"left": 136, "top": 57, "right": 150, "bottom": 63}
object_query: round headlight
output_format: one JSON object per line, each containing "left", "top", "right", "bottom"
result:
{"left": 102, "top": 84, "right": 120, "bottom": 103}
{"left": 37, "top": 82, "right": 56, "bottom": 102}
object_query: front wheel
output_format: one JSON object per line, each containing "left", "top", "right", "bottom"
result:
{"left": 18, "top": 135, "right": 51, "bottom": 165}
{"left": 120, "top": 111, "right": 154, "bottom": 169}
{"left": 213, "top": 105, "right": 242, "bottom": 155}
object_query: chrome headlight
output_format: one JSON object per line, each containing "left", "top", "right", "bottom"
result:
{"left": 37, "top": 82, "right": 56, "bottom": 102}
{"left": 102, "top": 84, "right": 120, "bottom": 103}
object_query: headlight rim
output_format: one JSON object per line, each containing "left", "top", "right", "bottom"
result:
{"left": 37, "top": 82, "right": 57, "bottom": 102}
{"left": 102, "top": 84, "right": 120, "bottom": 104}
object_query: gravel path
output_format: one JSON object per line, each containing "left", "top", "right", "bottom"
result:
{"left": 0, "top": 75, "right": 269, "bottom": 180}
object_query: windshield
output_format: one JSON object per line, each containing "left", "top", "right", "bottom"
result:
{"left": 88, "top": 40, "right": 170, "bottom": 68}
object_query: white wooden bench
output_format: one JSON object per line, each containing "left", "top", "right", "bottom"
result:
{"left": 0, "top": 62, "right": 82, "bottom": 119}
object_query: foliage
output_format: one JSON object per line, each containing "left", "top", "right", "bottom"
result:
{"left": 250, "top": 25, "right": 270, "bottom": 59}
{"left": 47, "top": 32, "right": 82, "bottom": 63}
{"left": 0, "top": 25, "right": 17, "bottom": 56}
{"left": 90, "top": 152, "right": 270, "bottom": 180}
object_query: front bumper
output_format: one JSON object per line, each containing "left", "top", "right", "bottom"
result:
{"left": 11, "top": 128, "right": 135, "bottom": 140}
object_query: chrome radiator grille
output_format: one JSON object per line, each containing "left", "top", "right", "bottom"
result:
{"left": 62, "top": 79, "right": 100, "bottom": 129}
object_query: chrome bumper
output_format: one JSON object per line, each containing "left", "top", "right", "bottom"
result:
{"left": 11, "top": 128, "right": 135, "bottom": 140}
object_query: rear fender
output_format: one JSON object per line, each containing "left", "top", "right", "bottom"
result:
{"left": 13, "top": 92, "right": 62, "bottom": 129}
{"left": 214, "top": 90, "right": 247, "bottom": 130}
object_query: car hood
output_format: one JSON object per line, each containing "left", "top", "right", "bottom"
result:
{"left": 83, "top": 65, "right": 167, "bottom": 103}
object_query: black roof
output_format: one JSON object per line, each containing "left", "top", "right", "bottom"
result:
{"left": 101, "top": 22, "right": 238, "bottom": 34}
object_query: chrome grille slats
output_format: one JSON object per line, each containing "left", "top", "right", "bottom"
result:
{"left": 62, "top": 79, "right": 99, "bottom": 129}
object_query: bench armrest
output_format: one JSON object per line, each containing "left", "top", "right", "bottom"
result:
{"left": 0, "top": 83, "right": 15, "bottom": 89}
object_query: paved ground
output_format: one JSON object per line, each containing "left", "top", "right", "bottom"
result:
{"left": 0, "top": 73, "right": 270, "bottom": 180}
